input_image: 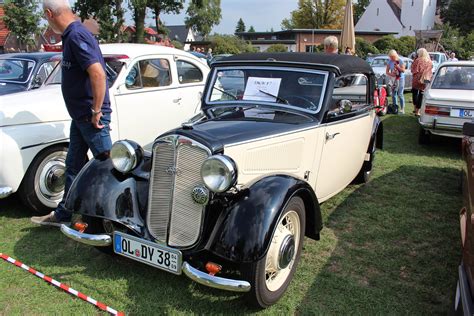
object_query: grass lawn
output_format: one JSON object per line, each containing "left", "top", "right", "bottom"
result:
{"left": 0, "top": 95, "right": 464, "bottom": 315}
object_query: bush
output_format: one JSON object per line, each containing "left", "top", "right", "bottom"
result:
{"left": 373, "top": 35, "right": 415, "bottom": 57}
{"left": 266, "top": 44, "right": 288, "bottom": 53}
{"left": 209, "top": 35, "right": 257, "bottom": 54}
{"left": 355, "top": 37, "right": 379, "bottom": 58}
{"left": 398, "top": 36, "right": 416, "bottom": 57}
{"left": 171, "top": 40, "right": 183, "bottom": 50}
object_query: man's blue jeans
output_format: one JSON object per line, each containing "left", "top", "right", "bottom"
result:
{"left": 55, "top": 113, "right": 112, "bottom": 221}
{"left": 392, "top": 77, "right": 406, "bottom": 111}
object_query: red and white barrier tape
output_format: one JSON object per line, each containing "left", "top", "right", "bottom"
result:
{"left": 0, "top": 253, "right": 125, "bottom": 316}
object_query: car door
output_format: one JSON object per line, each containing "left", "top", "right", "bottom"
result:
{"left": 315, "top": 74, "right": 375, "bottom": 202}
{"left": 113, "top": 55, "right": 184, "bottom": 150}
{"left": 174, "top": 57, "right": 208, "bottom": 120}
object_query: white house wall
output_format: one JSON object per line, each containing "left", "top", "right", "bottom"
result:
{"left": 400, "top": 0, "right": 436, "bottom": 36}
{"left": 355, "top": 0, "right": 403, "bottom": 35}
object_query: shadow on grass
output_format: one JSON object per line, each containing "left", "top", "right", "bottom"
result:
{"left": 0, "top": 194, "right": 35, "bottom": 219}
{"left": 297, "top": 164, "right": 461, "bottom": 314}
{"left": 381, "top": 114, "right": 462, "bottom": 159}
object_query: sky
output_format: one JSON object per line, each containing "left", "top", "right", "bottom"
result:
{"left": 159, "top": 0, "right": 298, "bottom": 34}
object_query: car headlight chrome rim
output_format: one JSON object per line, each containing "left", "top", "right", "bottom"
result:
{"left": 111, "top": 140, "right": 138, "bottom": 173}
{"left": 201, "top": 155, "right": 237, "bottom": 193}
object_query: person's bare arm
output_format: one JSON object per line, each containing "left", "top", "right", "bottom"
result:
{"left": 386, "top": 64, "right": 394, "bottom": 77}
{"left": 87, "top": 62, "right": 107, "bottom": 129}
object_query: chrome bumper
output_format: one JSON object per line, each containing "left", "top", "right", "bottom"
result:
{"left": 60, "top": 224, "right": 112, "bottom": 247}
{"left": 419, "top": 119, "right": 463, "bottom": 138}
{"left": 60, "top": 224, "right": 251, "bottom": 293}
{"left": 0, "top": 187, "right": 13, "bottom": 199}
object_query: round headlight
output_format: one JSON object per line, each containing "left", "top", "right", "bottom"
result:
{"left": 110, "top": 140, "right": 139, "bottom": 173}
{"left": 201, "top": 155, "right": 237, "bottom": 193}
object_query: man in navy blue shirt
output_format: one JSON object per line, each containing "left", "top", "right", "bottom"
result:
{"left": 32, "top": 0, "right": 112, "bottom": 226}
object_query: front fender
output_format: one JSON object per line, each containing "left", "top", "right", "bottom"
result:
{"left": 65, "top": 158, "right": 149, "bottom": 237}
{"left": 208, "top": 175, "right": 322, "bottom": 263}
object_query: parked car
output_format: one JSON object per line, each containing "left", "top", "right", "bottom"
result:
{"left": 366, "top": 53, "right": 385, "bottom": 65}
{"left": 429, "top": 51, "right": 448, "bottom": 74}
{"left": 0, "top": 44, "right": 209, "bottom": 213}
{"left": 454, "top": 121, "right": 474, "bottom": 315}
{"left": 210, "top": 54, "right": 233, "bottom": 64}
{"left": 60, "top": 53, "right": 383, "bottom": 308}
{"left": 370, "top": 55, "right": 413, "bottom": 91}
{"left": 0, "top": 52, "right": 59, "bottom": 95}
{"left": 418, "top": 61, "right": 474, "bottom": 144}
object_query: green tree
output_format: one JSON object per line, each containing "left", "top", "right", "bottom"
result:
{"left": 3, "top": 0, "right": 41, "bottom": 51}
{"left": 353, "top": 0, "right": 370, "bottom": 24}
{"left": 74, "top": 0, "right": 126, "bottom": 43}
{"left": 434, "top": 23, "right": 463, "bottom": 55}
{"left": 281, "top": 0, "right": 345, "bottom": 30}
{"left": 147, "top": 0, "right": 184, "bottom": 36}
{"left": 185, "top": 0, "right": 222, "bottom": 39}
{"left": 235, "top": 18, "right": 246, "bottom": 33}
{"left": 461, "top": 31, "right": 474, "bottom": 60}
{"left": 171, "top": 39, "right": 184, "bottom": 49}
{"left": 398, "top": 36, "right": 416, "bottom": 57}
{"left": 441, "top": 0, "right": 474, "bottom": 35}
{"left": 355, "top": 37, "right": 379, "bottom": 58}
{"left": 248, "top": 25, "right": 256, "bottom": 32}
{"left": 209, "top": 34, "right": 256, "bottom": 54}
{"left": 266, "top": 44, "right": 288, "bottom": 53}
{"left": 373, "top": 35, "right": 400, "bottom": 54}
{"left": 129, "top": 0, "right": 147, "bottom": 43}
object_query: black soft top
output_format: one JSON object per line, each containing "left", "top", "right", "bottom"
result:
{"left": 218, "top": 53, "right": 374, "bottom": 77}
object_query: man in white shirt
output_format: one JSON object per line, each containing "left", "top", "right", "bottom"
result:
{"left": 448, "top": 52, "right": 459, "bottom": 62}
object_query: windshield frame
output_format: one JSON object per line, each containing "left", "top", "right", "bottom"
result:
{"left": 205, "top": 65, "right": 329, "bottom": 115}
{"left": 0, "top": 58, "right": 36, "bottom": 84}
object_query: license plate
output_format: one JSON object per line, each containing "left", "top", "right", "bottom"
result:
{"left": 451, "top": 108, "right": 474, "bottom": 118}
{"left": 113, "top": 232, "right": 182, "bottom": 275}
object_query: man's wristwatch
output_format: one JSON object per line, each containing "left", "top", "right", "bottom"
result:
{"left": 91, "top": 108, "right": 102, "bottom": 115}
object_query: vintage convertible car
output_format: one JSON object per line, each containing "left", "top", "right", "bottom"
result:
{"left": 0, "top": 52, "right": 59, "bottom": 95}
{"left": 60, "top": 53, "right": 383, "bottom": 307}
{"left": 0, "top": 44, "right": 209, "bottom": 213}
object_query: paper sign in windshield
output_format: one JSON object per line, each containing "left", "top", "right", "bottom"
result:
{"left": 243, "top": 77, "right": 282, "bottom": 102}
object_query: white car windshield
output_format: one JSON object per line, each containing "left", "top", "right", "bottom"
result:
{"left": 0, "top": 58, "right": 35, "bottom": 83}
{"left": 431, "top": 66, "right": 474, "bottom": 90}
{"left": 371, "top": 58, "right": 389, "bottom": 67}
{"left": 208, "top": 66, "right": 328, "bottom": 114}
{"left": 429, "top": 53, "right": 441, "bottom": 64}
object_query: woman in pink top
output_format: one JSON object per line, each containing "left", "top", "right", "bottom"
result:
{"left": 411, "top": 48, "right": 433, "bottom": 116}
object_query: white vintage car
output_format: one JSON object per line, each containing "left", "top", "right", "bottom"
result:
{"left": 419, "top": 61, "right": 474, "bottom": 143}
{"left": 60, "top": 53, "right": 383, "bottom": 307}
{"left": 0, "top": 43, "right": 209, "bottom": 213}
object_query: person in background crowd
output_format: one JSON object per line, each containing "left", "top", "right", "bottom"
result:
{"left": 196, "top": 47, "right": 202, "bottom": 53}
{"left": 386, "top": 49, "right": 406, "bottom": 114}
{"left": 323, "top": 36, "right": 338, "bottom": 54}
{"left": 345, "top": 47, "right": 352, "bottom": 55}
{"left": 448, "top": 52, "right": 459, "bottom": 62}
{"left": 411, "top": 48, "right": 433, "bottom": 117}
{"left": 31, "top": 0, "right": 112, "bottom": 226}
{"left": 206, "top": 48, "right": 213, "bottom": 60}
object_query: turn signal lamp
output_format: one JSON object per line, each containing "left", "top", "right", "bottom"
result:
{"left": 424, "top": 105, "right": 450, "bottom": 116}
{"left": 73, "top": 222, "right": 88, "bottom": 233}
{"left": 205, "top": 262, "right": 222, "bottom": 276}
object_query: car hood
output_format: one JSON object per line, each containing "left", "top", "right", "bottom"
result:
{"left": 425, "top": 89, "right": 474, "bottom": 104}
{"left": 167, "top": 118, "right": 315, "bottom": 153}
{"left": 0, "top": 83, "right": 27, "bottom": 96}
{"left": 0, "top": 85, "right": 69, "bottom": 127}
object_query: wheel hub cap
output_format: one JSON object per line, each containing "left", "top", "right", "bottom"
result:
{"left": 278, "top": 235, "right": 295, "bottom": 269}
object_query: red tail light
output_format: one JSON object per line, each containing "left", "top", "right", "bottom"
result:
{"left": 424, "top": 105, "right": 450, "bottom": 116}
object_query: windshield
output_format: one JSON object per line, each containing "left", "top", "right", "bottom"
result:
{"left": 45, "top": 58, "right": 125, "bottom": 86}
{"left": 371, "top": 58, "right": 389, "bottom": 67}
{"left": 429, "top": 53, "right": 441, "bottom": 64}
{"left": 431, "top": 66, "right": 474, "bottom": 90}
{"left": 208, "top": 66, "right": 328, "bottom": 114}
{"left": 0, "top": 58, "right": 35, "bottom": 83}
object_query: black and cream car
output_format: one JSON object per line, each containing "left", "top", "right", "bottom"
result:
{"left": 61, "top": 53, "right": 383, "bottom": 307}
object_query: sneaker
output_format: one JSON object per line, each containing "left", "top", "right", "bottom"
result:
{"left": 31, "top": 211, "right": 70, "bottom": 227}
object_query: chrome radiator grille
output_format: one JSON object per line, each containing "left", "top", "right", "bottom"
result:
{"left": 147, "top": 136, "right": 210, "bottom": 248}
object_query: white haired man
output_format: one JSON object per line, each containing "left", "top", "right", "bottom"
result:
{"left": 31, "top": 0, "right": 112, "bottom": 226}
{"left": 323, "top": 36, "right": 338, "bottom": 54}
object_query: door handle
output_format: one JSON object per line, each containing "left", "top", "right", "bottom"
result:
{"left": 173, "top": 98, "right": 182, "bottom": 103}
{"left": 326, "top": 132, "right": 340, "bottom": 141}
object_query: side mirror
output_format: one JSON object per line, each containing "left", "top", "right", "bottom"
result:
{"left": 463, "top": 122, "right": 474, "bottom": 137}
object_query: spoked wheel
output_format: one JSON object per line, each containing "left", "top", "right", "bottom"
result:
{"left": 19, "top": 146, "right": 67, "bottom": 214}
{"left": 243, "top": 196, "right": 305, "bottom": 308}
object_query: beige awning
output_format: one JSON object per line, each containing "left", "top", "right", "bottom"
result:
{"left": 340, "top": 0, "right": 355, "bottom": 53}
